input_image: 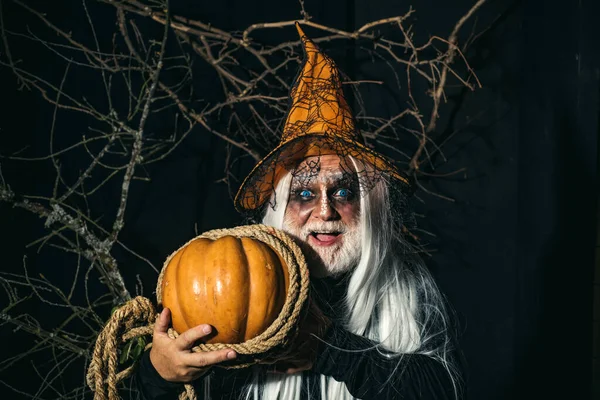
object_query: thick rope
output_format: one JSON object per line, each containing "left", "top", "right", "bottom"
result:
{"left": 87, "top": 224, "right": 309, "bottom": 400}
{"left": 86, "top": 296, "right": 157, "bottom": 400}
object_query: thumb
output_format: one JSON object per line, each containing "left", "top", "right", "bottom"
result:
{"left": 154, "top": 307, "right": 171, "bottom": 335}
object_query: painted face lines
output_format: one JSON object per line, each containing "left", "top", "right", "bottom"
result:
{"left": 283, "top": 155, "right": 361, "bottom": 277}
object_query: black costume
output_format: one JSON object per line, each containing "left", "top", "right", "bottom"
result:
{"left": 136, "top": 278, "right": 461, "bottom": 400}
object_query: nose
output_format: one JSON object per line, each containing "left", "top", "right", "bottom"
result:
{"left": 316, "top": 195, "right": 339, "bottom": 221}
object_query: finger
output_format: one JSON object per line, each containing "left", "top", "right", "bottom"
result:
{"left": 285, "top": 363, "right": 312, "bottom": 374}
{"left": 266, "top": 362, "right": 295, "bottom": 374}
{"left": 183, "top": 349, "right": 236, "bottom": 368}
{"left": 175, "top": 324, "right": 213, "bottom": 350}
{"left": 267, "top": 369, "right": 285, "bottom": 375}
{"left": 154, "top": 308, "right": 171, "bottom": 335}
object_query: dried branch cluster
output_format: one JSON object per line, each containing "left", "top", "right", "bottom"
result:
{"left": 0, "top": 0, "right": 486, "bottom": 398}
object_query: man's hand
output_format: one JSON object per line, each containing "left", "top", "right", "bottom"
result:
{"left": 268, "top": 297, "right": 331, "bottom": 374}
{"left": 149, "top": 308, "right": 237, "bottom": 382}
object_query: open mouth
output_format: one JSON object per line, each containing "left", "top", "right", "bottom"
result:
{"left": 308, "top": 231, "right": 342, "bottom": 246}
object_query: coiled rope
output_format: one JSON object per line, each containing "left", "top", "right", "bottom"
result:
{"left": 86, "top": 224, "right": 310, "bottom": 400}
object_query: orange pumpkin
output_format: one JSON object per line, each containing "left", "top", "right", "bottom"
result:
{"left": 161, "top": 236, "right": 290, "bottom": 344}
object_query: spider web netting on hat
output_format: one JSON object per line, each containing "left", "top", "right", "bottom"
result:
{"left": 235, "top": 23, "right": 418, "bottom": 239}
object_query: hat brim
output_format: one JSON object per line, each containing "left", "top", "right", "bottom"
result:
{"left": 234, "top": 135, "right": 411, "bottom": 213}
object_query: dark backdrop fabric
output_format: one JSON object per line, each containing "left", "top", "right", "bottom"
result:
{"left": 0, "top": 1, "right": 597, "bottom": 399}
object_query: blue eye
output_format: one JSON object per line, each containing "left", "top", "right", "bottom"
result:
{"left": 335, "top": 188, "right": 350, "bottom": 198}
{"left": 298, "top": 189, "right": 313, "bottom": 200}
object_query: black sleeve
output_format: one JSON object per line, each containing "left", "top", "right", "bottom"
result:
{"left": 312, "top": 324, "right": 460, "bottom": 400}
{"left": 135, "top": 349, "right": 254, "bottom": 400}
{"left": 135, "top": 349, "right": 186, "bottom": 400}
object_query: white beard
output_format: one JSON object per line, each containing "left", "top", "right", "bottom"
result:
{"left": 282, "top": 216, "right": 362, "bottom": 277}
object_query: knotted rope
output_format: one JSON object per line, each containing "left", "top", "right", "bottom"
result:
{"left": 86, "top": 224, "right": 309, "bottom": 400}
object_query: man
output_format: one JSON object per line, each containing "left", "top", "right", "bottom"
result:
{"left": 137, "top": 23, "right": 462, "bottom": 400}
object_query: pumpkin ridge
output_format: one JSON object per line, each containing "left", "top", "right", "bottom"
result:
{"left": 177, "top": 241, "right": 196, "bottom": 332}
{"left": 242, "top": 237, "right": 281, "bottom": 340}
{"left": 171, "top": 252, "right": 185, "bottom": 332}
{"left": 164, "top": 248, "right": 185, "bottom": 332}
{"left": 204, "top": 238, "right": 223, "bottom": 340}
{"left": 273, "top": 243, "right": 289, "bottom": 323}
{"left": 214, "top": 236, "right": 249, "bottom": 342}
{"left": 236, "top": 237, "right": 250, "bottom": 341}
{"left": 241, "top": 237, "right": 264, "bottom": 340}
{"left": 260, "top": 242, "right": 279, "bottom": 329}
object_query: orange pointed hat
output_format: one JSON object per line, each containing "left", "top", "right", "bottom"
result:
{"left": 234, "top": 22, "right": 410, "bottom": 212}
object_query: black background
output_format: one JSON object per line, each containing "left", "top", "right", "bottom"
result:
{"left": 0, "top": 0, "right": 597, "bottom": 399}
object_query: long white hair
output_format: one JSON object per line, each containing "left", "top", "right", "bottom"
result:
{"left": 230, "top": 160, "right": 462, "bottom": 400}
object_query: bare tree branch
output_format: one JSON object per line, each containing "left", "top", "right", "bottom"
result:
{"left": 0, "top": 0, "right": 488, "bottom": 397}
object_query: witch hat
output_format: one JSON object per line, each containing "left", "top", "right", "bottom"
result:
{"left": 235, "top": 22, "right": 410, "bottom": 212}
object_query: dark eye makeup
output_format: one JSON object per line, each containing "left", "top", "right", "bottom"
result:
{"left": 290, "top": 185, "right": 356, "bottom": 203}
